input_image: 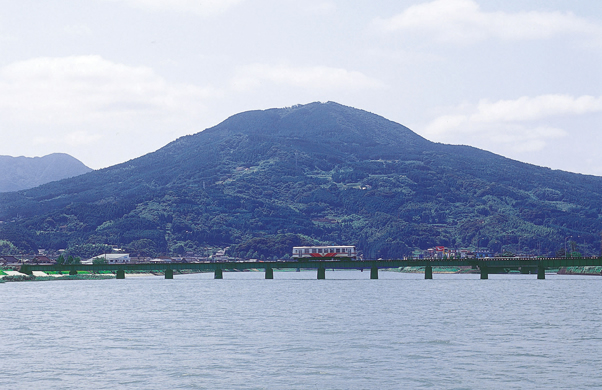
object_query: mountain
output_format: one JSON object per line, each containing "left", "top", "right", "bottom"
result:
{"left": 0, "top": 102, "right": 601, "bottom": 259}
{"left": 0, "top": 153, "right": 92, "bottom": 192}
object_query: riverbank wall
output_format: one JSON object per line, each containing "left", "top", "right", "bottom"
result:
{"left": 558, "top": 266, "right": 602, "bottom": 276}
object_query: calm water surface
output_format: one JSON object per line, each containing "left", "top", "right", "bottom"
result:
{"left": 2, "top": 271, "right": 602, "bottom": 389}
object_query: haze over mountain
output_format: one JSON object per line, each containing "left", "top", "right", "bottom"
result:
{"left": 0, "top": 153, "right": 92, "bottom": 193}
{"left": 0, "top": 102, "right": 600, "bottom": 259}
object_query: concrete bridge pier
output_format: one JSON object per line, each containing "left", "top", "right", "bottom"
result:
{"left": 165, "top": 269, "right": 173, "bottom": 279}
{"left": 425, "top": 265, "right": 433, "bottom": 279}
{"left": 480, "top": 266, "right": 488, "bottom": 279}
{"left": 214, "top": 268, "right": 223, "bottom": 279}
{"left": 19, "top": 267, "right": 32, "bottom": 275}
{"left": 537, "top": 265, "right": 545, "bottom": 280}
{"left": 265, "top": 267, "right": 274, "bottom": 279}
{"left": 116, "top": 269, "right": 125, "bottom": 279}
{"left": 317, "top": 267, "right": 326, "bottom": 279}
{"left": 370, "top": 267, "right": 378, "bottom": 279}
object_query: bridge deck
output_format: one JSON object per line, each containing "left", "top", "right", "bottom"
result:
{"left": 15, "top": 257, "right": 602, "bottom": 280}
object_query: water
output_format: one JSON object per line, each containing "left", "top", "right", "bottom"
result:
{"left": 2, "top": 271, "right": 602, "bottom": 389}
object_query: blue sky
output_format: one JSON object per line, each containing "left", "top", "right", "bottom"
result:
{"left": 0, "top": 0, "right": 600, "bottom": 174}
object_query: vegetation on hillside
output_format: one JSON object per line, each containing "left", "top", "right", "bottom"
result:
{"left": 0, "top": 102, "right": 601, "bottom": 259}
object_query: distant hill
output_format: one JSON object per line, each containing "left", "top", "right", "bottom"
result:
{"left": 0, "top": 102, "right": 601, "bottom": 259}
{"left": 0, "top": 153, "right": 92, "bottom": 192}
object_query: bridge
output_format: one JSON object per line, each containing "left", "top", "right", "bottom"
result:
{"left": 17, "top": 257, "right": 602, "bottom": 280}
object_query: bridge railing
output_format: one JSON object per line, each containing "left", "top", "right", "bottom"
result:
{"left": 15, "top": 257, "right": 602, "bottom": 280}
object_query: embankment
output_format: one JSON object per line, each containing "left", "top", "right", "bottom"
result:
{"left": 558, "top": 266, "right": 602, "bottom": 276}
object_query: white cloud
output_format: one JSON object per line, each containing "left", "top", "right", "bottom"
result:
{"left": 31, "top": 131, "right": 102, "bottom": 147}
{"left": 65, "top": 131, "right": 104, "bottom": 147}
{"left": 0, "top": 56, "right": 384, "bottom": 169}
{"left": 231, "top": 64, "right": 385, "bottom": 91}
{"left": 63, "top": 24, "right": 92, "bottom": 36}
{"left": 0, "top": 55, "right": 220, "bottom": 168}
{"left": 375, "top": 0, "right": 602, "bottom": 43}
{"left": 100, "top": 0, "right": 244, "bottom": 16}
{"left": 471, "top": 95, "right": 602, "bottom": 122}
{"left": 307, "top": 2, "right": 337, "bottom": 15}
{"left": 423, "top": 94, "right": 602, "bottom": 152}
{"left": 0, "top": 55, "right": 216, "bottom": 125}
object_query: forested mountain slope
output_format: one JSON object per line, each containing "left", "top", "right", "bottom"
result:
{"left": 1, "top": 102, "right": 600, "bottom": 258}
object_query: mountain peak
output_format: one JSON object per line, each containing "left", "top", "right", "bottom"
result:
{"left": 195, "top": 101, "right": 429, "bottom": 161}
{"left": 1, "top": 103, "right": 601, "bottom": 259}
{"left": 0, "top": 153, "right": 92, "bottom": 192}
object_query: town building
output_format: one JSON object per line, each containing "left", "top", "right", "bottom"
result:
{"left": 81, "top": 253, "right": 131, "bottom": 264}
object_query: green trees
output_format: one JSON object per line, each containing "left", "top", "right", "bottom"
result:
{"left": 125, "top": 239, "right": 157, "bottom": 257}
{"left": 63, "top": 244, "right": 112, "bottom": 260}
{"left": 0, "top": 240, "right": 19, "bottom": 255}
{"left": 57, "top": 254, "right": 81, "bottom": 265}
{"left": 92, "top": 257, "right": 108, "bottom": 264}
{"left": 228, "top": 234, "right": 315, "bottom": 259}
{"left": 67, "top": 255, "right": 80, "bottom": 265}
{"left": 0, "top": 102, "right": 601, "bottom": 258}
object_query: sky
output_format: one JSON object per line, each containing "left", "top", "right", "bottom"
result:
{"left": 0, "top": 0, "right": 600, "bottom": 175}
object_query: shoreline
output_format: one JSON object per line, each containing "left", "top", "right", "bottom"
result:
{"left": 0, "top": 269, "right": 203, "bottom": 283}
{"left": 3, "top": 266, "right": 602, "bottom": 283}
{"left": 558, "top": 266, "right": 602, "bottom": 276}
{"left": 0, "top": 273, "right": 115, "bottom": 282}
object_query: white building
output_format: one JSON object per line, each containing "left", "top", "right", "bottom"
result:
{"left": 82, "top": 253, "right": 131, "bottom": 264}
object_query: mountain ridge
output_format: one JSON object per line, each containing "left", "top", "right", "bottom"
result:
{"left": 0, "top": 102, "right": 600, "bottom": 259}
{"left": 0, "top": 153, "right": 93, "bottom": 193}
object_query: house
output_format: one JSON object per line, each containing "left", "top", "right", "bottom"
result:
{"left": 426, "top": 246, "right": 450, "bottom": 259}
{"left": 32, "top": 255, "right": 56, "bottom": 264}
{"left": 1, "top": 256, "right": 20, "bottom": 265}
{"left": 475, "top": 248, "right": 493, "bottom": 258}
{"left": 213, "top": 248, "right": 229, "bottom": 262}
